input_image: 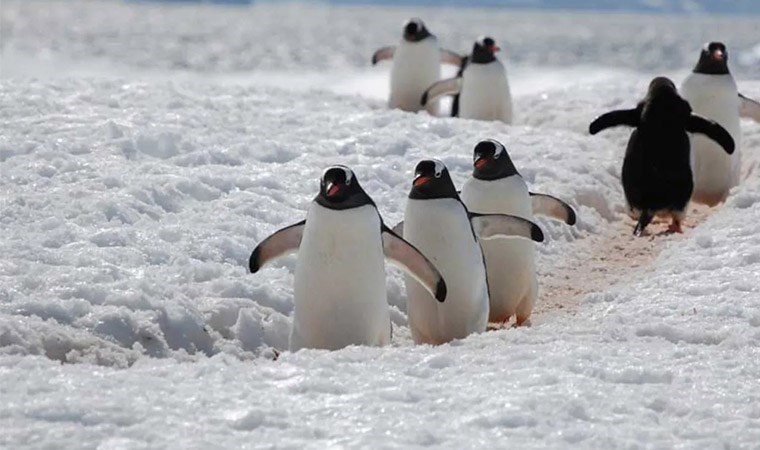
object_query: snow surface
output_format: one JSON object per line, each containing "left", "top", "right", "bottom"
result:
{"left": 1, "top": 1, "right": 760, "bottom": 448}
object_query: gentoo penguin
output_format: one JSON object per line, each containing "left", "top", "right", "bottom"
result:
{"left": 421, "top": 37, "right": 513, "bottom": 123}
{"left": 394, "top": 159, "right": 544, "bottom": 345}
{"left": 371, "top": 18, "right": 462, "bottom": 114}
{"left": 459, "top": 140, "right": 576, "bottom": 325}
{"left": 249, "top": 165, "right": 447, "bottom": 351}
{"left": 589, "top": 77, "right": 735, "bottom": 236}
{"left": 680, "top": 42, "right": 760, "bottom": 206}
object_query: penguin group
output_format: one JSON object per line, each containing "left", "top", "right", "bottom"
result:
{"left": 372, "top": 18, "right": 512, "bottom": 123}
{"left": 250, "top": 140, "right": 576, "bottom": 351}
{"left": 248, "top": 20, "right": 760, "bottom": 352}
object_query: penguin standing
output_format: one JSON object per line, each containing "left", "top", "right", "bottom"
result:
{"left": 394, "top": 159, "right": 544, "bottom": 345}
{"left": 680, "top": 42, "right": 760, "bottom": 206}
{"left": 421, "top": 37, "right": 512, "bottom": 123}
{"left": 460, "top": 140, "right": 576, "bottom": 326}
{"left": 590, "top": 77, "right": 735, "bottom": 236}
{"left": 372, "top": 18, "right": 462, "bottom": 114}
{"left": 249, "top": 165, "right": 447, "bottom": 351}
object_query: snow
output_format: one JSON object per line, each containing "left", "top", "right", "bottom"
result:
{"left": 1, "top": 0, "right": 760, "bottom": 448}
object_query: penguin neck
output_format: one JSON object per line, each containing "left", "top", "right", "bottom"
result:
{"left": 693, "top": 55, "right": 729, "bottom": 75}
{"left": 314, "top": 192, "right": 375, "bottom": 211}
{"left": 470, "top": 51, "right": 496, "bottom": 64}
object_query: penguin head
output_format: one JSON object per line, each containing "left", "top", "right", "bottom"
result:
{"left": 693, "top": 42, "right": 729, "bottom": 75}
{"left": 403, "top": 18, "right": 432, "bottom": 42}
{"left": 409, "top": 159, "right": 458, "bottom": 200}
{"left": 316, "top": 165, "right": 374, "bottom": 210}
{"left": 471, "top": 36, "right": 500, "bottom": 63}
{"left": 642, "top": 77, "right": 691, "bottom": 124}
{"left": 472, "top": 139, "right": 519, "bottom": 181}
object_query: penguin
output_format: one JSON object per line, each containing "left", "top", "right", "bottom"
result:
{"left": 459, "top": 139, "right": 577, "bottom": 326}
{"left": 589, "top": 77, "right": 735, "bottom": 236}
{"left": 371, "top": 18, "right": 462, "bottom": 114}
{"left": 249, "top": 165, "right": 447, "bottom": 351}
{"left": 421, "top": 37, "right": 512, "bottom": 123}
{"left": 393, "top": 159, "right": 544, "bottom": 345}
{"left": 680, "top": 42, "right": 760, "bottom": 206}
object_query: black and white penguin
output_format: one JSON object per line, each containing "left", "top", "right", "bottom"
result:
{"left": 460, "top": 140, "right": 576, "bottom": 326}
{"left": 421, "top": 36, "right": 512, "bottom": 123}
{"left": 590, "top": 77, "right": 735, "bottom": 236}
{"left": 371, "top": 18, "right": 462, "bottom": 114}
{"left": 395, "top": 159, "right": 543, "bottom": 345}
{"left": 249, "top": 165, "right": 447, "bottom": 351}
{"left": 680, "top": 42, "right": 760, "bottom": 206}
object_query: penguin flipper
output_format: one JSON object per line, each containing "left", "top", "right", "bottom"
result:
{"left": 421, "top": 77, "right": 462, "bottom": 106}
{"left": 529, "top": 193, "right": 577, "bottom": 225}
{"left": 469, "top": 213, "right": 544, "bottom": 243}
{"left": 686, "top": 115, "right": 735, "bottom": 155}
{"left": 249, "top": 220, "right": 306, "bottom": 273}
{"left": 588, "top": 108, "right": 640, "bottom": 134}
{"left": 739, "top": 93, "right": 760, "bottom": 123}
{"left": 439, "top": 48, "right": 464, "bottom": 66}
{"left": 381, "top": 225, "right": 447, "bottom": 302}
{"left": 391, "top": 221, "right": 404, "bottom": 237}
{"left": 371, "top": 46, "right": 396, "bottom": 65}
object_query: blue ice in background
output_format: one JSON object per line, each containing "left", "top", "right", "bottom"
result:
{"left": 131, "top": 0, "right": 760, "bottom": 15}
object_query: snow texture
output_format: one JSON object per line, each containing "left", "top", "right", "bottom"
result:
{"left": 1, "top": 1, "right": 760, "bottom": 448}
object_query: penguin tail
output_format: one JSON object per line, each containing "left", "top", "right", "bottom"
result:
{"left": 633, "top": 210, "right": 653, "bottom": 237}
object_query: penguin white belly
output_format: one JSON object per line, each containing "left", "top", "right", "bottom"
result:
{"left": 681, "top": 73, "right": 741, "bottom": 205}
{"left": 403, "top": 199, "right": 489, "bottom": 345}
{"left": 290, "top": 204, "right": 390, "bottom": 351}
{"left": 459, "top": 62, "right": 513, "bottom": 123}
{"left": 460, "top": 176, "right": 535, "bottom": 323}
{"left": 390, "top": 39, "right": 442, "bottom": 114}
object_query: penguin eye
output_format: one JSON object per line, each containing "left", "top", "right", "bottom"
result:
{"left": 493, "top": 149, "right": 502, "bottom": 159}
{"left": 434, "top": 170, "right": 442, "bottom": 178}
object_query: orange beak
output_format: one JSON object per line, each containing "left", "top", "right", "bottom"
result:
{"left": 475, "top": 157, "right": 489, "bottom": 169}
{"left": 490, "top": 45, "right": 501, "bottom": 52}
{"left": 712, "top": 50, "right": 724, "bottom": 60}
{"left": 327, "top": 183, "right": 341, "bottom": 197}
{"left": 413, "top": 176, "right": 431, "bottom": 187}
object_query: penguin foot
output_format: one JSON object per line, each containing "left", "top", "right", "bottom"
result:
{"left": 667, "top": 220, "right": 683, "bottom": 234}
{"left": 515, "top": 317, "right": 532, "bottom": 327}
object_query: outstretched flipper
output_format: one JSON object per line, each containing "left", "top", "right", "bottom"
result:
{"left": 381, "top": 225, "right": 447, "bottom": 302}
{"left": 739, "top": 93, "right": 760, "bottom": 123}
{"left": 249, "top": 220, "right": 306, "bottom": 273}
{"left": 589, "top": 109, "right": 640, "bottom": 134}
{"left": 371, "top": 46, "right": 396, "bottom": 65}
{"left": 421, "top": 77, "right": 462, "bottom": 106}
{"left": 529, "top": 193, "right": 577, "bottom": 225}
{"left": 392, "top": 221, "right": 404, "bottom": 237}
{"left": 469, "top": 213, "right": 544, "bottom": 242}
{"left": 686, "top": 115, "right": 735, "bottom": 154}
{"left": 439, "top": 49, "right": 463, "bottom": 66}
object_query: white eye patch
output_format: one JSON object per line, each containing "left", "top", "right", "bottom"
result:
{"left": 431, "top": 159, "right": 445, "bottom": 178}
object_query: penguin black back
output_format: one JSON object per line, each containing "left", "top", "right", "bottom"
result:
{"left": 589, "top": 76, "right": 734, "bottom": 236}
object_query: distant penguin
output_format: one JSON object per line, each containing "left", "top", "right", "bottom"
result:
{"left": 680, "top": 42, "right": 760, "bottom": 206}
{"left": 372, "top": 18, "right": 462, "bottom": 114}
{"left": 249, "top": 165, "right": 447, "bottom": 351}
{"left": 460, "top": 140, "right": 576, "bottom": 326}
{"left": 590, "top": 77, "right": 735, "bottom": 236}
{"left": 394, "top": 159, "right": 544, "bottom": 345}
{"left": 421, "top": 37, "right": 512, "bottom": 123}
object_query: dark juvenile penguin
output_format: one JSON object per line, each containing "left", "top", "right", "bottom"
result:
{"left": 589, "top": 77, "right": 735, "bottom": 236}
